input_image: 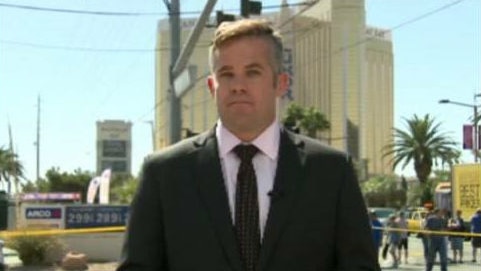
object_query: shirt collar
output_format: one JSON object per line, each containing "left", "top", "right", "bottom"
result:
{"left": 216, "top": 120, "right": 280, "bottom": 160}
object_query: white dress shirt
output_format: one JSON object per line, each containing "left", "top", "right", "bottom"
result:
{"left": 216, "top": 120, "right": 280, "bottom": 239}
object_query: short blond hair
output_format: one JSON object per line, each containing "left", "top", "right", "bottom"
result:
{"left": 209, "top": 19, "right": 284, "bottom": 74}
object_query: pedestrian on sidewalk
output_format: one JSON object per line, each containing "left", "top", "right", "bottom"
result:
{"left": 370, "top": 211, "right": 383, "bottom": 260}
{"left": 396, "top": 211, "right": 409, "bottom": 264}
{"left": 448, "top": 210, "right": 464, "bottom": 264}
{"left": 471, "top": 208, "right": 481, "bottom": 263}
{"left": 425, "top": 208, "right": 448, "bottom": 271}
{"left": 386, "top": 214, "right": 400, "bottom": 268}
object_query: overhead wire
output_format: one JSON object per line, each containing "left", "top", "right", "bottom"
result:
{"left": 0, "top": 1, "right": 312, "bottom": 16}
{"left": 297, "top": 0, "right": 468, "bottom": 77}
{"left": 1, "top": 0, "right": 468, "bottom": 129}
{"left": 132, "top": 0, "right": 320, "bottom": 123}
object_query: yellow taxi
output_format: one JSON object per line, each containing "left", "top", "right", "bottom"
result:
{"left": 407, "top": 208, "right": 428, "bottom": 232}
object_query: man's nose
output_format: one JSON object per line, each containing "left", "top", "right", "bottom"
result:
{"left": 230, "top": 76, "right": 247, "bottom": 93}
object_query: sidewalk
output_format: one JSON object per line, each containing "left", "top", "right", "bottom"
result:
{"left": 3, "top": 247, "right": 118, "bottom": 271}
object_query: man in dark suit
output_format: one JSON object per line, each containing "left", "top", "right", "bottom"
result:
{"left": 118, "top": 19, "right": 379, "bottom": 271}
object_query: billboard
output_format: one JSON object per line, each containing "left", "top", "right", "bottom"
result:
{"left": 65, "top": 205, "right": 129, "bottom": 229}
{"left": 21, "top": 205, "right": 65, "bottom": 229}
{"left": 452, "top": 164, "right": 481, "bottom": 219}
{"left": 100, "top": 160, "right": 127, "bottom": 172}
{"left": 102, "top": 140, "right": 127, "bottom": 158}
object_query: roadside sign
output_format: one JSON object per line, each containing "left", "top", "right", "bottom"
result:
{"left": 174, "top": 65, "right": 197, "bottom": 98}
{"left": 65, "top": 205, "right": 129, "bottom": 229}
{"left": 21, "top": 205, "right": 65, "bottom": 229}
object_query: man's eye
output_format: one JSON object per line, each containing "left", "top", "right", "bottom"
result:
{"left": 219, "top": 72, "right": 233, "bottom": 78}
{"left": 247, "top": 70, "right": 261, "bottom": 76}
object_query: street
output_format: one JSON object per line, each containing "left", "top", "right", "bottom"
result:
{"left": 3, "top": 235, "right": 481, "bottom": 270}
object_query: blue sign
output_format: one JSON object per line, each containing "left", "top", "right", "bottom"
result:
{"left": 25, "top": 207, "right": 62, "bottom": 219}
{"left": 65, "top": 205, "right": 129, "bottom": 229}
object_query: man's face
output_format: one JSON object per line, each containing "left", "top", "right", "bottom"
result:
{"left": 207, "top": 36, "right": 288, "bottom": 141}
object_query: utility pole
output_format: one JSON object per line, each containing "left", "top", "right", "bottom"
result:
{"left": 474, "top": 106, "right": 478, "bottom": 162}
{"left": 164, "top": 0, "right": 217, "bottom": 144}
{"left": 166, "top": 0, "right": 182, "bottom": 144}
{"left": 36, "top": 95, "right": 41, "bottom": 182}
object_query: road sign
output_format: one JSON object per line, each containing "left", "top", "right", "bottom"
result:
{"left": 174, "top": 65, "right": 197, "bottom": 98}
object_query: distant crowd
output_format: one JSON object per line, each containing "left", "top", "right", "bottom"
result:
{"left": 369, "top": 207, "right": 481, "bottom": 271}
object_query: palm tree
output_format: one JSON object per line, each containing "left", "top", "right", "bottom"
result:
{"left": 282, "top": 103, "right": 304, "bottom": 132}
{"left": 282, "top": 103, "right": 330, "bottom": 138}
{"left": 0, "top": 146, "right": 25, "bottom": 194}
{"left": 383, "top": 114, "right": 459, "bottom": 184}
{"left": 300, "top": 107, "right": 330, "bottom": 138}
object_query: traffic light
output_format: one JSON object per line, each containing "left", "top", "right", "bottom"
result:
{"left": 241, "top": 0, "right": 262, "bottom": 18}
{"left": 216, "top": 11, "right": 236, "bottom": 26}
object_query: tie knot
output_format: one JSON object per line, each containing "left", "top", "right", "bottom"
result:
{"left": 233, "top": 144, "right": 259, "bottom": 162}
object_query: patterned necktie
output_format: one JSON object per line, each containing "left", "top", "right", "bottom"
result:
{"left": 233, "top": 144, "right": 260, "bottom": 271}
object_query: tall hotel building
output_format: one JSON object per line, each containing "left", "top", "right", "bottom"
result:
{"left": 154, "top": 0, "right": 394, "bottom": 177}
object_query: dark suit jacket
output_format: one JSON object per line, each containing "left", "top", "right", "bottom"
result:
{"left": 118, "top": 128, "right": 380, "bottom": 271}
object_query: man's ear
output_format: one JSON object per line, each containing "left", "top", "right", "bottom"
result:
{"left": 207, "top": 75, "right": 215, "bottom": 97}
{"left": 276, "top": 72, "right": 290, "bottom": 97}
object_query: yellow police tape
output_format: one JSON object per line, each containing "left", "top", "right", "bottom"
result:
{"left": 372, "top": 226, "right": 481, "bottom": 237}
{"left": 0, "top": 226, "right": 126, "bottom": 238}
{"left": 1, "top": 226, "right": 481, "bottom": 238}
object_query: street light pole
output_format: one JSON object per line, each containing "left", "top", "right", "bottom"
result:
{"left": 474, "top": 106, "right": 478, "bottom": 162}
{"left": 439, "top": 99, "right": 479, "bottom": 162}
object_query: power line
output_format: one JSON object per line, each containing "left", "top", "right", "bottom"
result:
{"left": 0, "top": 1, "right": 315, "bottom": 52}
{"left": 301, "top": 0, "right": 468, "bottom": 71}
{"left": 0, "top": 38, "right": 212, "bottom": 52}
{"left": 0, "top": 1, "right": 311, "bottom": 16}
{"left": 132, "top": 1, "right": 319, "bottom": 123}
{"left": 0, "top": 2, "right": 166, "bottom": 16}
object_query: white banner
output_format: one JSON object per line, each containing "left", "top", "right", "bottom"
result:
{"left": 86, "top": 177, "right": 101, "bottom": 204}
{"left": 98, "top": 168, "right": 112, "bottom": 204}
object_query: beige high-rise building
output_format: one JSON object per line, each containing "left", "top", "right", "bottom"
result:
{"left": 154, "top": 0, "right": 393, "bottom": 177}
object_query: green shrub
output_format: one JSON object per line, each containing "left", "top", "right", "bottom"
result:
{"left": 6, "top": 234, "right": 66, "bottom": 266}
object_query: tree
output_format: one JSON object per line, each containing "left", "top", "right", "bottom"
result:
{"left": 282, "top": 103, "right": 304, "bottom": 129}
{"left": 383, "top": 114, "right": 459, "bottom": 203}
{"left": 360, "top": 175, "right": 406, "bottom": 208}
{"left": 32, "top": 167, "right": 93, "bottom": 202}
{"left": 300, "top": 107, "right": 330, "bottom": 138}
{"left": 110, "top": 176, "right": 139, "bottom": 204}
{"left": 25, "top": 167, "right": 135, "bottom": 203}
{"left": 282, "top": 103, "right": 330, "bottom": 138}
{"left": 0, "top": 146, "right": 24, "bottom": 194}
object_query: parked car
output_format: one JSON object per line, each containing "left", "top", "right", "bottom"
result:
{"left": 369, "top": 207, "right": 396, "bottom": 226}
{"left": 406, "top": 208, "right": 428, "bottom": 233}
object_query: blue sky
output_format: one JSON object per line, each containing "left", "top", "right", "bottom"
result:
{"left": 0, "top": 0, "right": 479, "bottom": 182}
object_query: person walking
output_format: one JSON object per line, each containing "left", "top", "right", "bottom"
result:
{"left": 471, "top": 208, "right": 481, "bottom": 263}
{"left": 386, "top": 214, "right": 400, "bottom": 268}
{"left": 425, "top": 208, "right": 448, "bottom": 271}
{"left": 117, "top": 19, "right": 380, "bottom": 271}
{"left": 396, "top": 211, "right": 409, "bottom": 264}
{"left": 448, "top": 210, "right": 464, "bottom": 263}
{"left": 370, "top": 211, "right": 383, "bottom": 260}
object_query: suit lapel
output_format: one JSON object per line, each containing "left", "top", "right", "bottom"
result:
{"left": 259, "top": 130, "right": 306, "bottom": 271}
{"left": 194, "top": 130, "right": 243, "bottom": 271}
